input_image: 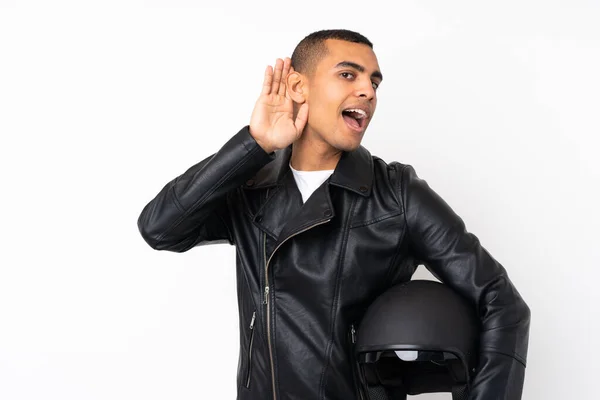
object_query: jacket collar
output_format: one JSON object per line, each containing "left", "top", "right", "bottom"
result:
{"left": 246, "top": 143, "right": 374, "bottom": 197}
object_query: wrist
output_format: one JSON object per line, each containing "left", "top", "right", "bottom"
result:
{"left": 249, "top": 129, "right": 276, "bottom": 154}
{"left": 258, "top": 142, "right": 276, "bottom": 154}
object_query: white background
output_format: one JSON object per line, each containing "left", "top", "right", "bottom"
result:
{"left": 1, "top": 1, "right": 598, "bottom": 399}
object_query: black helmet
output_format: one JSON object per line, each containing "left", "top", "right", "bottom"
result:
{"left": 350, "top": 280, "right": 480, "bottom": 400}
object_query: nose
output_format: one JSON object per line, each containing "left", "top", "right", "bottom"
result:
{"left": 356, "top": 77, "right": 376, "bottom": 100}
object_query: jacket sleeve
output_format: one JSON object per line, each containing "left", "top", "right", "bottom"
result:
{"left": 399, "top": 163, "right": 531, "bottom": 400}
{"left": 137, "top": 126, "right": 275, "bottom": 252}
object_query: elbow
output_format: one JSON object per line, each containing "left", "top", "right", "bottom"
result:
{"left": 137, "top": 213, "right": 200, "bottom": 253}
{"left": 519, "top": 298, "right": 531, "bottom": 325}
{"left": 516, "top": 295, "right": 532, "bottom": 338}
{"left": 509, "top": 280, "right": 531, "bottom": 330}
{"left": 484, "top": 275, "right": 531, "bottom": 326}
{"left": 137, "top": 204, "right": 177, "bottom": 251}
{"left": 137, "top": 213, "right": 163, "bottom": 250}
{"left": 514, "top": 297, "right": 532, "bottom": 367}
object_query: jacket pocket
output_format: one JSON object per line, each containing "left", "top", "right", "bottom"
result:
{"left": 244, "top": 310, "right": 256, "bottom": 388}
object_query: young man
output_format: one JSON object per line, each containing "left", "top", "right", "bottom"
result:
{"left": 138, "top": 30, "right": 530, "bottom": 400}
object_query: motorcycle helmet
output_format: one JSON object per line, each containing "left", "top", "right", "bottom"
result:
{"left": 350, "top": 280, "right": 480, "bottom": 400}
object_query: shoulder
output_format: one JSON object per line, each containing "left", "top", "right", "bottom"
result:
{"left": 370, "top": 154, "right": 415, "bottom": 189}
{"left": 367, "top": 153, "right": 414, "bottom": 208}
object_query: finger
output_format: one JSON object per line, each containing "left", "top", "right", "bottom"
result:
{"left": 262, "top": 65, "right": 273, "bottom": 96}
{"left": 278, "top": 57, "right": 291, "bottom": 96}
{"left": 294, "top": 103, "right": 309, "bottom": 134}
{"left": 271, "top": 58, "right": 283, "bottom": 95}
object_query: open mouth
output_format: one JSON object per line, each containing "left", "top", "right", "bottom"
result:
{"left": 342, "top": 109, "right": 367, "bottom": 131}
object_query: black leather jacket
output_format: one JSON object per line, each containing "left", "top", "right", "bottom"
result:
{"left": 137, "top": 126, "right": 530, "bottom": 400}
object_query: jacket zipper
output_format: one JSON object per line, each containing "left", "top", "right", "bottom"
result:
{"left": 349, "top": 323, "right": 365, "bottom": 400}
{"left": 263, "top": 219, "right": 331, "bottom": 400}
{"left": 244, "top": 310, "right": 256, "bottom": 388}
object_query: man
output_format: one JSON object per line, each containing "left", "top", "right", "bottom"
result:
{"left": 137, "top": 29, "right": 530, "bottom": 400}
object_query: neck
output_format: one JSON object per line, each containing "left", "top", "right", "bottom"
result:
{"left": 290, "top": 129, "right": 342, "bottom": 171}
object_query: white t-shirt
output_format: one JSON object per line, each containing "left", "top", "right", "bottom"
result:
{"left": 289, "top": 162, "right": 334, "bottom": 204}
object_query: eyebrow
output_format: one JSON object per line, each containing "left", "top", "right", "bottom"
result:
{"left": 334, "top": 61, "right": 383, "bottom": 81}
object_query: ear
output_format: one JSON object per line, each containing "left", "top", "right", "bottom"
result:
{"left": 286, "top": 70, "right": 307, "bottom": 104}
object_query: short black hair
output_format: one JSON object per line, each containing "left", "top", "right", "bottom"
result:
{"left": 291, "top": 29, "right": 373, "bottom": 78}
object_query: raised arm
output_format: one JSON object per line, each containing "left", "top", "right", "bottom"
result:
{"left": 137, "top": 127, "right": 274, "bottom": 251}
{"left": 137, "top": 57, "right": 309, "bottom": 252}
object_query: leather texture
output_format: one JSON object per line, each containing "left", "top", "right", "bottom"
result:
{"left": 137, "top": 125, "right": 531, "bottom": 400}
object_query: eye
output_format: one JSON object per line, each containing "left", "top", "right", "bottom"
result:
{"left": 340, "top": 72, "right": 380, "bottom": 91}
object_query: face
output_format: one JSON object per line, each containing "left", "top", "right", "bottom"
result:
{"left": 303, "top": 39, "right": 382, "bottom": 152}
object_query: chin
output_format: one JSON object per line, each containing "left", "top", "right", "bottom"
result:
{"left": 333, "top": 138, "right": 363, "bottom": 152}
{"left": 334, "top": 123, "right": 368, "bottom": 151}
{"left": 314, "top": 124, "right": 366, "bottom": 152}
